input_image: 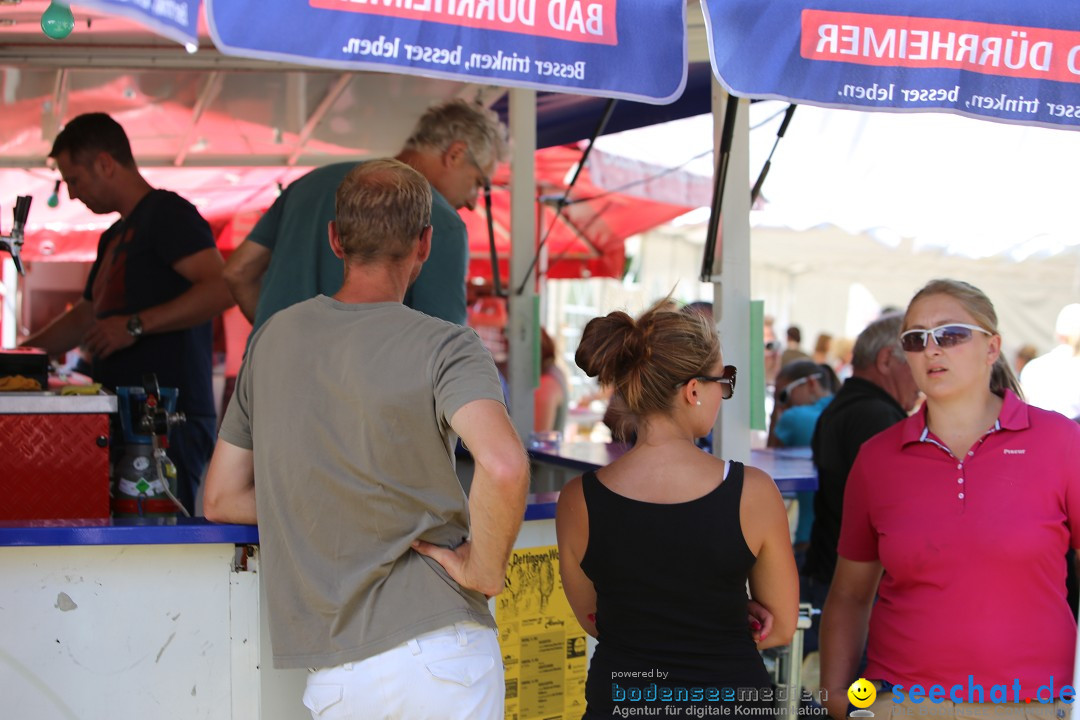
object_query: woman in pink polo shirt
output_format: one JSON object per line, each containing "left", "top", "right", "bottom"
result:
{"left": 821, "top": 279, "right": 1080, "bottom": 719}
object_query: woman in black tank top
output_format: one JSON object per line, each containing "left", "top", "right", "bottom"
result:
{"left": 557, "top": 301, "right": 799, "bottom": 719}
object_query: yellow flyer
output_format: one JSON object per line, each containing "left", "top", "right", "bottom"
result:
{"left": 497, "top": 545, "right": 588, "bottom": 720}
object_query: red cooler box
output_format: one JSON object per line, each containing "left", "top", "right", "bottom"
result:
{"left": 0, "top": 391, "right": 114, "bottom": 520}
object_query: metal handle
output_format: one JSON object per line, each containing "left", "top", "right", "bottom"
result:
{"left": 1, "top": 195, "right": 32, "bottom": 275}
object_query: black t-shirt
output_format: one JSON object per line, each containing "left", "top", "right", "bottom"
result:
{"left": 804, "top": 377, "right": 907, "bottom": 584}
{"left": 83, "top": 189, "right": 216, "bottom": 417}
{"left": 580, "top": 463, "right": 773, "bottom": 717}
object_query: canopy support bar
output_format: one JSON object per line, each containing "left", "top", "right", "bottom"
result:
{"left": 700, "top": 93, "right": 739, "bottom": 282}
{"left": 516, "top": 97, "right": 617, "bottom": 294}
{"left": 287, "top": 74, "right": 352, "bottom": 167}
{"left": 41, "top": 68, "right": 68, "bottom": 145}
{"left": 174, "top": 72, "right": 223, "bottom": 167}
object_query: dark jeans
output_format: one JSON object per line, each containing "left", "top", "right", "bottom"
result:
{"left": 799, "top": 572, "right": 830, "bottom": 656}
{"left": 168, "top": 414, "right": 216, "bottom": 516}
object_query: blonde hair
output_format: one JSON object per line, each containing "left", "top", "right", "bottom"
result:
{"left": 575, "top": 299, "right": 720, "bottom": 420}
{"left": 904, "top": 279, "right": 1023, "bottom": 398}
{"left": 334, "top": 159, "right": 432, "bottom": 264}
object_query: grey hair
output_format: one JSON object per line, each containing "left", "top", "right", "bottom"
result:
{"left": 402, "top": 99, "right": 509, "bottom": 168}
{"left": 851, "top": 313, "right": 905, "bottom": 370}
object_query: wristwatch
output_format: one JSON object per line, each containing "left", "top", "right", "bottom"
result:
{"left": 126, "top": 314, "right": 144, "bottom": 339}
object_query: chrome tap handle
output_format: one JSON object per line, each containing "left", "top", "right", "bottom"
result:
{"left": 1, "top": 195, "right": 31, "bottom": 275}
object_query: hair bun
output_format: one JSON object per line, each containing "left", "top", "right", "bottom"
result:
{"left": 575, "top": 311, "right": 639, "bottom": 384}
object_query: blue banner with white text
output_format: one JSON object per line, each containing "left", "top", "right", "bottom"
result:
{"left": 702, "top": 0, "right": 1080, "bottom": 129}
{"left": 77, "top": 0, "right": 199, "bottom": 47}
{"left": 207, "top": 0, "right": 687, "bottom": 104}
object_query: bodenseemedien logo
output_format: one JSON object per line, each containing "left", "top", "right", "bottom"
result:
{"left": 848, "top": 678, "right": 876, "bottom": 717}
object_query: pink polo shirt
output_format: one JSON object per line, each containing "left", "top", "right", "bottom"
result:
{"left": 839, "top": 390, "right": 1080, "bottom": 700}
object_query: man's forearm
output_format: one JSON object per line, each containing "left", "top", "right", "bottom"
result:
{"left": 228, "top": 279, "right": 261, "bottom": 324}
{"left": 140, "top": 277, "right": 235, "bottom": 334}
{"left": 466, "top": 454, "right": 529, "bottom": 595}
{"left": 21, "top": 301, "right": 93, "bottom": 356}
{"left": 223, "top": 240, "right": 272, "bottom": 324}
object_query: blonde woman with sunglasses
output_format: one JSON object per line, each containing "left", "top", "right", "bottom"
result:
{"left": 556, "top": 300, "right": 798, "bottom": 719}
{"left": 820, "top": 279, "right": 1080, "bottom": 720}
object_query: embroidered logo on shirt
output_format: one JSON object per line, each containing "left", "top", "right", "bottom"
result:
{"left": 1003, "top": 449, "right": 1026, "bottom": 455}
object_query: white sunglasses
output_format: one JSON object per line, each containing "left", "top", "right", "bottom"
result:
{"left": 777, "top": 373, "right": 820, "bottom": 405}
{"left": 899, "top": 323, "right": 992, "bottom": 352}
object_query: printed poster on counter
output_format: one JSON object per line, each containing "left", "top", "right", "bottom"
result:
{"left": 207, "top": 0, "right": 687, "bottom": 104}
{"left": 702, "top": 0, "right": 1080, "bottom": 130}
{"left": 497, "top": 545, "right": 587, "bottom": 720}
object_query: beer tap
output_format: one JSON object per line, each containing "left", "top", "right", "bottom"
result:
{"left": 0, "top": 196, "right": 32, "bottom": 276}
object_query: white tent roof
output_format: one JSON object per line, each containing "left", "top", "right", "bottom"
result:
{"left": 590, "top": 103, "right": 1080, "bottom": 262}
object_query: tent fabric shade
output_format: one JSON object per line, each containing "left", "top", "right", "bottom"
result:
{"left": 462, "top": 144, "right": 694, "bottom": 282}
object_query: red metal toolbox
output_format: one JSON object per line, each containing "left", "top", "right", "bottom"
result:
{"left": 0, "top": 392, "right": 114, "bottom": 520}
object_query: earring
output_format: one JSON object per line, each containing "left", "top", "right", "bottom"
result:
{"left": 695, "top": 400, "right": 702, "bottom": 406}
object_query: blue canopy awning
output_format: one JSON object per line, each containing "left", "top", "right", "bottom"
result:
{"left": 71, "top": 0, "right": 1080, "bottom": 131}
{"left": 494, "top": 62, "right": 716, "bottom": 148}
{"left": 204, "top": 0, "right": 687, "bottom": 105}
{"left": 703, "top": 0, "right": 1080, "bottom": 130}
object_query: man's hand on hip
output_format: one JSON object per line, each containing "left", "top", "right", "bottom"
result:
{"left": 412, "top": 539, "right": 504, "bottom": 598}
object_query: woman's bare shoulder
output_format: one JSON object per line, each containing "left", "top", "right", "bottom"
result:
{"left": 739, "top": 464, "right": 781, "bottom": 502}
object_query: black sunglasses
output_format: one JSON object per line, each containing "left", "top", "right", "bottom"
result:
{"left": 680, "top": 365, "right": 737, "bottom": 400}
{"left": 899, "top": 323, "right": 992, "bottom": 353}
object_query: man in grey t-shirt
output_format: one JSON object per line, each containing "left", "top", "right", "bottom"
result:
{"left": 204, "top": 159, "right": 529, "bottom": 720}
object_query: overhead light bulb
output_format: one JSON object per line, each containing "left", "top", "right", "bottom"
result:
{"left": 47, "top": 180, "right": 61, "bottom": 208}
{"left": 40, "top": 1, "right": 74, "bottom": 40}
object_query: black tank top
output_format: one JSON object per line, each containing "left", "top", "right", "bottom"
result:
{"left": 579, "top": 461, "right": 774, "bottom": 718}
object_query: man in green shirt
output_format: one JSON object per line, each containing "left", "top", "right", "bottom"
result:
{"left": 224, "top": 99, "right": 508, "bottom": 331}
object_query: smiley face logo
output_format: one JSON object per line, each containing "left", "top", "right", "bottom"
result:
{"left": 848, "top": 678, "right": 877, "bottom": 709}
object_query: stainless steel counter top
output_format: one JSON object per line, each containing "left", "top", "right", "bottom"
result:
{"left": 0, "top": 390, "right": 117, "bottom": 414}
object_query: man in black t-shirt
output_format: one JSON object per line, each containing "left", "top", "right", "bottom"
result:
{"left": 801, "top": 313, "right": 920, "bottom": 653}
{"left": 22, "top": 113, "right": 234, "bottom": 514}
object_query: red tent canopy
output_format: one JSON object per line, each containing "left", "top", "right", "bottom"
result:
{"left": 7, "top": 144, "right": 690, "bottom": 278}
{"left": 8, "top": 166, "right": 312, "bottom": 263}
{"left": 462, "top": 144, "right": 692, "bottom": 282}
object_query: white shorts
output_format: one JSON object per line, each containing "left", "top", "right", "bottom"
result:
{"left": 302, "top": 621, "right": 504, "bottom": 720}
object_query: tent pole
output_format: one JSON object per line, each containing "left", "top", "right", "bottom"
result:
{"left": 710, "top": 88, "right": 752, "bottom": 462}
{"left": 482, "top": 183, "right": 503, "bottom": 297}
{"left": 507, "top": 88, "right": 537, "bottom": 441}
{"left": 517, "top": 98, "right": 616, "bottom": 293}
{"left": 750, "top": 104, "right": 797, "bottom": 205}
{"left": 700, "top": 93, "right": 739, "bottom": 282}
